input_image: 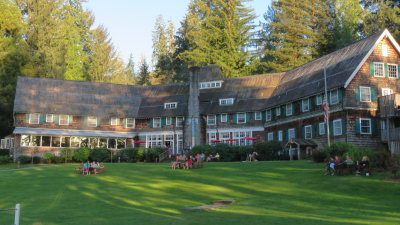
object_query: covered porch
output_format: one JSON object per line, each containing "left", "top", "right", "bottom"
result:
{"left": 285, "top": 139, "right": 318, "bottom": 160}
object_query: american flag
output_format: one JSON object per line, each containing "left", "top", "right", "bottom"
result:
{"left": 322, "top": 97, "right": 330, "bottom": 123}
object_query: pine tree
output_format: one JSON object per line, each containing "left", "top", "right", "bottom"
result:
{"left": 124, "top": 54, "right": 136, "bottom": 84}
{"left": 179, "top": 0, "right": 256, "bottom": 78}
{"left": 137, "top": 56, "right": 151, "bottom": 85}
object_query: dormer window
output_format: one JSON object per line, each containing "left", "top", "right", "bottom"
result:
{"left": 219, "top": 98, "right": 234, "bottom": 105}
{"left": 200, "top": 81, "right": 222, "bottom": 89}
{"left": 164, "top": 102, "right": 177, "bottom": 109}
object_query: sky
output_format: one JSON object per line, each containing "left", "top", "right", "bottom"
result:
{"left": 83, "top": 0, "right": 271, "bottom": 66}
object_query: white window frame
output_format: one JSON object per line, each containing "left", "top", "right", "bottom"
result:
{"left": 382, "top": 44, "right": 388, "bottom": 57}
{"left": 200, "top": 81, "right": 222, "bottom": 89}
{"left": 304, "top": 125, "right": 312, "bottom": 139}
{"left": 176, "top": 117, "right": 183, "bottom": 127}
{"left": 374, "top": 62, "right": 384, "bottom": 77}
{"left": 382, "top": 88, "right": 393, "bottom": 96}
{"left": 254, "top": 112, "right": 262, "bottom": 120}
{"left": 302, "top": 98, "right": 310, "bottom": 112}
{"left": 59, "top": 115, "right": 69, "bottom": 125}
{"left": 87, "top": 116, "right": 98, "bottom": 127}
{"left": 275, "top": 107, "right": 281, "bottom": 116}
{"left": 110, "top": 117, "right": 119, "bottom": 126}
{"left": 330, "top": 89, "right": 339, "bottom": 105}
{"left": 209, "top": 132, "right": 217, "bottom": 144}
{"left": 29, "top": 113, "right": 40, "bottom": 124}
{"left": 153, "top": 117, "right": 161, "bottom": 128}
{"left": 288, "top": 128, "right": 295, "bottom": 140}
{"left": 126, "top": 118, "right": 135, "bottom": 128}
{"left": 267, "top": 132, "right": 274, "bottom": 141}
{"left": 316, "top": 94, "right": 323, "bottom": 105}
{"left": 388, "top": 64, "right": 398, "bottom": 78}
{"left": 46, "top": 114, "right": 53, "bottom": 123}
{"left": 278, "top": 130, "right": 283, "bottom": 141}
{"left": 333, "top": 119, "right": 342, "bottom": 136}
{"left": 360, "top": 86, "right": 371, "bottom": 102}
{"left": 166, "top": 117, "right": 173, "bottom": 126}
{"left": 164, "top": 102, "right": 177, "bottom": 109}
{"left": 319, "top": 122, "right": 325, "bottom": 135}
{"left": 237, "top": 112, "right": 246, "bottom": 124}
{"left": 221, "top": 113, "right": 228, "bottom": 123}
{"left": 360, "top": 118, "right": 372, "bottom": 135}
{"left": 266, "top": 110, "right": 272, "bottom": 121}
{"left": 219, "top": 98, "right": 234, "bottom": 106}
{"left": 286, "top": 103, "right": 293, "bottom": 116}
{"left": 207, "top": 115, "right": 216, "bottom": 125}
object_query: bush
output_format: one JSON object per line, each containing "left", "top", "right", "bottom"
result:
{"left": 42, "top": 153, "right": 54, "bottom": 164}
{"left": 0, "top": 149, "right": 10, "bottom": 156}
{"left": 254, "top": 141, "right": 283, "bottom": 161}
{"left": 73, "top": 148, "right": 91, "bottom": 162}
{"left": 324, "top": 142, "right": 354, "bottom": 157}
{"left": 90, "top": 148, "right": 110, "bottom": 162}
{"left": 371, "top": 149, "right": 391, "bottom": 169}
{"left": 144, "top": 148, "right": 165, "bottom": 162}
{"left": 312, "top": 151, "right": 328, "bottom": 163}
{"left": 345, "top": 146, "right": 374, "bottom": 162}
{"left": 191, "top": 145, "right": 213, "bottom": 156}
{"left": 60, "top": 148, "right": 73, "bottom": 163}
{"left": 0, "top": 156, "right": 11, "bottom": 164}
{"left": 119, "top": 148, "right": 138, "bottom": 162}
{"left": 137, "top": 148, "right": 145, "bottom": 162}
{"left": 52, "top": 156, "right": 64, "bottom": 163}
{"left": 17, "top": 155, "right": 32, "bottom": 164}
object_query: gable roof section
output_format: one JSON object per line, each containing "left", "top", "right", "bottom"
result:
{"left": 265, "top": 30, "right": 386, "bottom": 108}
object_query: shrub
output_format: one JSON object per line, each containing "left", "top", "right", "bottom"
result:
{"left": 119, "top": 148, "right": 138, "bottom": 162}
{"left": 0, "top": 156, "right": 11, "bottom": 164}
{"left": 73, "top": 148, "right": 91, "bottom": 162}
{"left": 137, "top": 148, "right": 145, "bottom": 162}
{"left": 17, "top": 155, "right": 32, "bottom": 164}
{"left": 213, "top": 144, "right": 235, "bottom": 162}
{"left": 312, "top": 151, "right": 328, "bottom": 163}
{"left": 345, "top": 146, "right": 374, "bottom": 162}
{"left": 371, "top": 149, "right": 391, "bottom": 169}
{"left": 60, "top": 148, "right": 73, "bottom": 163}
{"left": 324, "top": 142, "right": 354, "bottom": 157}
{"left": 144, "top": 148, "right": 165, "bottom": 162}
{"left": 42, "top": 153, "right": 54, "bottom": 164}
{"left": 254, "top": 141, "right": 283, "bottom": 161}
{"left": 0, "top": 149, "right": 10, "bottom": 156}
{"left": 32, "top": 156, "right": 41, "bottom": 164}
{"left": 90, "top": 148, "right": 110, "bottom": 162}
{"left": 52, "top": 156, "right": 64, "bottom": 163}
{"left": 191, "top": 145, "right": 213, "bottom": 156}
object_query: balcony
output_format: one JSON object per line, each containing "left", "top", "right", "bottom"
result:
{"left": 381, "top": 127, "right": 400, "bottom": 142}
{"left": 378, "top": 94, "right": 400, "bottom": 118}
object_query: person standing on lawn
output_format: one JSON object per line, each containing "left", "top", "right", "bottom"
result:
{"left": 84, "top": 160, "right": 91, "bottom": 175}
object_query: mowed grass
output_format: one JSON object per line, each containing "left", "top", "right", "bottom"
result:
{"left": 0, "top": 161, "right": 399, "bottom": 225}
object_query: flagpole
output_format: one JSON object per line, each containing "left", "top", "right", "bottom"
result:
{"left": 324, "top": 66, "right": 331, "bottom": 147}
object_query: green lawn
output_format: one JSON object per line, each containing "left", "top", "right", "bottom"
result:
{"left": 0, "top": 161, "right": 399, "bottom": 225}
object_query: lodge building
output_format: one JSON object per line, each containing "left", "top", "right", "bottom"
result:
{"left": 9, "top": 29, "right": 400, "bottom": 159}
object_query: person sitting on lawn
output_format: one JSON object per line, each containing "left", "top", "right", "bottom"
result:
{"left": 215, "top": 153, "right": 220, "bottom": 161}
{"left": 344, "top": 156, "right": 354, "bottom": 166}
{"left": 91, "top": 161, "right": 99, "bottom": 175}
{"left": 325, "top": 157, "right": 335, "bottom": 175}
{"left": 334, "top": 155, "right": 343, "bottom": 175}
{"left": 186, "top": 156, "right": 193, "bottom": 169}
{"left": 357, "top": 156, "right": 370, "bottom": 176}
{"left": 84, "top": 160, "right": 91, "bottom": 175}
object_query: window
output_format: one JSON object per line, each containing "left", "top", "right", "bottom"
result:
{"left": 266, "top": 110, "right": 272, "bottom": 121}
{"left": 286, "top": 103, "right": 293, "bottom": 116}
{"left": 221, "top": 113, "right": 228, "bottom": 122}
{"left": 388, "top": 64, "right": 398, "bottom": 78}
{"left": 209, "top": 132, "right": 217, "bottom": 144}
{"left": 302, "top": 98, "right": 310, "bottom": 112}
{"left": 219, "top": 98, "right": 234, "bottom": 105}
{"left": 254, "top": 112, "right": 262, "bottom": 120}
{"left": 126, "top": 118, "right": 135, "bottom": 128}
{"left": 237, "top": 112, "right": 246, "bottom": 123}
{"left": 46, "top": 114, "right": 53, "bottom": 123}
{"left": 220, "top": 132, "right": 230, "bottom": 142}
{"left": 275, "top": 107, "right": 281, "bottom": 116}
{"left": 29, "top": 113, "right": 40, "bottom": 124}
{"left": 176, "top": 117, "right": 184, "bottom": 127}
{"left": 153, "top": 118, "right": 161, "bottom": 128}
{"left": 278, "top": 130, "right": 283, "bottom": 141}
{"left": 382, "top": 44, "right": 388, "bottom": 57}
{"left": 59, "top": 115, "right": 69, "bottom": 125}
{"left": 330, "top": 89, "right": 339, "bottom": 105}
{"left": 87, "top": 116, "right": 98, "bottom": 127}
{"left": 382, "top": 88, "right": 393, "bottom": 96}
{"left": 360, "top": 87, "right": 371, "bottom": 102}
{"left": 267, "top": 132, "right": 274, "bottom": 141}
{"left": 381, "top": 120, "right": 386, "bottom": 130}
{"left": 200, "top": 81, "right": 222, "bottom": 89}
{"left": 333, "top": 119, "right": 342, "bottom": 136}
{"left": 207, "top": 115, "right": 216, "bottom": 125}
{"left": 360, "top": 118, "right": 372, "bottom": 134}
{"left": 288, "top": 128, "right": 296, "bottom": 140}
{"left": 319, "top": 122, "right": 325, "bottom": 135}
{"left": 374, "top": 62, "right": 384, "bottom": 77}
{"left": 164, "top": 102, "right": 177, "bottom": 109}
{"left": 232, "top": 131, "right": 252, "bottom": 146}
{"left": 110, "top": 117, "right": 119, "bottom": 126}
{"left": 41, "top": 136, "right": 51, "bottom": 147}
{"left": 166, "top": 117, "right": 173, "bottom": 125}
{"left": 304, "top": 125, "right": 312, "bottom": 139}
{"left": 316, "top": 94, "right": 323, "bottom": 105}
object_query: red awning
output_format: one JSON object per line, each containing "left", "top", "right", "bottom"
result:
{"left": 225, "top": 139, "right": 238, "bottom": 142}
{"left": 242, "top": 137, "right": 257, "bottom": 140}
{"left": 134, "top": 140, "right": 146, "bottom": 144}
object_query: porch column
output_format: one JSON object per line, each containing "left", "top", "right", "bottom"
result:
{"left": 297, "top": 145, "right": 301, "bottom": 160}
